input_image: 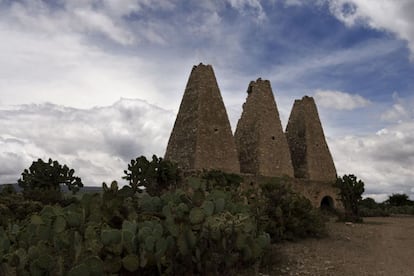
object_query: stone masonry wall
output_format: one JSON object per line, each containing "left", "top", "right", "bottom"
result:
{"left": 165, "top": 64, "right": 340, "bottom": 208}
{"left": 285, "top": 96, "right": 337, "bottom": 182}
{"left": 240, "top": 174, "right": 342, "bottom": 210}
{"left": 234, "top": 79, "right": 294, "bottom": 177}
{"left": 164, "top": 63, "right": 240, "bottom": 173}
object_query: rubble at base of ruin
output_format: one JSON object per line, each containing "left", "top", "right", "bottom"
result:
{"left": 164, "top": 63, "right": 337, "bottom": 182}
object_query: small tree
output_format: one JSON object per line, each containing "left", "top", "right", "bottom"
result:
{"left": 359, "top": 197, "right": 378, "bottom": 209}
{"left": 18, "top": 158, "right": 83, "bottom": 203}
{"left": 335, "top": 174, "right": 365, "bottom": 222}
{"left": 123, "top": 155, "right": 180, "bottom": 196}
{"left": 385, "top": 193, "right": 413, "bottom": 206}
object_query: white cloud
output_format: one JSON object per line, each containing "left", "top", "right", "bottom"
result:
{"left": 380, "top": 92, "right": 413, "bottom": 122}
{"left": 0, "top": 0, "right": 265, "bottom": 111}
{"left": 381, "top": 103, "right": 410, "bottom": 122}
{"left": 73, "top": 8, "right": 134, "bottom": 45}
{"left": 0, "top": 99, "right": 175, "bottom": 186}
{"left": 226, "top": 0, "right": 266, "bottom": 21}
{"left": 326, "top": 0, "right": 414, "bottom": 59}
{"left": 330, "top": 121, "right": 414, "bottom": 201}
{"left": 0, "top": 23, "right": 192, "bottom": 110}
{"left": 314, "top": 89, "right": 371, "bottom": 110}
{"left": 282, "top": 0, "right": 306, "bottom": 6}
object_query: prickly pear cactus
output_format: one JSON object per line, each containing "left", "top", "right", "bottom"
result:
{"left": 1, "top": 174, "right": 270, "bottom": 275}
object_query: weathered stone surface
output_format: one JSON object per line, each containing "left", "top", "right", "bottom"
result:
{"left": 164, "top": 63, "right": 240, "bottom": 173}
{"left": 234, "top": 79, "right": 294, "bottom": 177}
{"left": 240, "top": 175, "right": 343, "bottom": 209}
{"left": 285, "top": 96, "right": 337, "bottom": 182}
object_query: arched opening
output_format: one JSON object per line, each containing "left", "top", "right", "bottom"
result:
{"left": 320, "top": 196, "right": 334, "bottom": 210}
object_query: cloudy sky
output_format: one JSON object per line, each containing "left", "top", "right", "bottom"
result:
{"left": 1, "top": 0, "right": 413, "bottom": 201}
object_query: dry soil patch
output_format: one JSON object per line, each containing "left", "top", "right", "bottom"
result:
{"left": 269, "top": 216, "right": 414, "bottom": 276}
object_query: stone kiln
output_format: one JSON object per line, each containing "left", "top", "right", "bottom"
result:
{"left": 164, "top": 64, "right": 240, "bottom": 173}
{"left": 165, "top": 63, "right": 339, "bottom": 209}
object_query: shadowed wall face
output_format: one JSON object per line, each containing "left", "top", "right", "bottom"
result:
{"left": 164, "top": 64, "right": 240, "bottom": 173}
{"left": 285, "top": 96, "right": 337, "bottom": 182}
{"left": 234, "top": 79, "right": 294, "bottom": 177}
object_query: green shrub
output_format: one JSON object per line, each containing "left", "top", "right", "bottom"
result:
{"left": 1, "top": 175, "right": 270, "bottom": 275}
{"left": 123, "top": 155, "right": 181, "bottom": 196}
{"left": 200, "top": 169, "right": 243, "bottom": 190}
{"left": 385, "top": 193, "right": 414, "bottom": 207}
{"left": 0, "top": 192, "right": 43, "bottom": 227}
{"left": 358, "top": 196, "right": 414, "bottom": 217}
{"left": 335, "top": 174, "right": 364, "bottom": 222}
{"left": 0, "top": 184, "right": 16, "bottom": 196}
{"left": 252, "top": 178, "right": 327, "bottom": 242}
{"left": 359, "top": 206, "right": 390, "bottom": 217}
{"left": 387, "top": 205, "right": 414, "bottom": 215}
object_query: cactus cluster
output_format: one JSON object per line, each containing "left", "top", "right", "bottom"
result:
{"left": 18, "top": 158, "right": 83, "bottom": 203}
{"left": 122, "top": 155, "right": 180, "bottom": 196}
{"left": 0, "top": 156, "right": 327, "bottom": 275}
{"left": 0, "top": 175, "right": 270, "bottom": 275}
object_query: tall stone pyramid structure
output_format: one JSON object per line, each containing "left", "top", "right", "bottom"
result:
{"left": 164, "top": 63, "right": 240, "bottom": 173}
{"left": 285, "top": 96, "right": 337, "bottom": 182}
{"left": 234, "top": 79, "right": 294, "bottom": 177}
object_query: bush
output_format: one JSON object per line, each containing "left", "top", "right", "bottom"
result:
{"left": 123, "top": 155, "right": 181, "bottom": 196}
{"left": 0, "top": 176, "right": 270, "bottom": 275}
{"left": 359, "top": 206, "right": 390, "bottom": 217}
{"left": 251, "top": 178, "right": 327, "bottom": 242}
{"left": 0, "top": 192, "right": 43, "bottom": 227}
{"left": 18, "top": 158, "right": 83, "bottom": 203}
{"left": 358, "top": 195, "right": 414, "bottom": 217}
{"left": 0, "top": 184, "right": 16, "bottom": 196}
{"left": 385, "top": 193, "right": 414, "bottom": 207}
{"left": 335, "top": 174, "right": 364, "bottom": 222}
{"left": 387, "top": 205, "right": 414, "bottom": 215}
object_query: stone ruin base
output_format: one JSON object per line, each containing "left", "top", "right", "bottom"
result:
{"left": 181, "top": 170, "right": 343, "bottom": 211}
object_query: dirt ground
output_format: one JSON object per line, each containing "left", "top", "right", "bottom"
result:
{"left": 267, "top": 216, "right": 414, "bottom": 276}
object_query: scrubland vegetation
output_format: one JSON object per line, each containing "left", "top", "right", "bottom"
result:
{"left": 0, "top": 156, "right": 412, "bottom": 275}
{"left": 0, "top": 156, "right": 328, "bottom": 275}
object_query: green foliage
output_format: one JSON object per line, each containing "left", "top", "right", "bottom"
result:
{"left": 0, "top": 184, "right": 16, "bottom": 196}
{"left": 359, "top": 197, "right": 377, "bottom": 209}
{"left": 358, "top": 197, "right": 390, "bottom": 217}
{"left": 157, "top": 177, "right": 269, "bottom": 274}
{"left": 18, "top": 158, "right": 83, "bottom": 203}
{"left": 387, "top": 205, "right": 414, "bottom": 215}
{"left": 0, "top": 175, "right": 270, "bottom": 275}
{"left": 385, "top": 193, "right": 413, "bottom": 207}
{"left": 335, "top": 174, "right": 365, "bottom": 222}
{"left": 122, "top": 155, "right": 181, "bottom": 196}
{"left": 1, "top": 165, "right": 334, "bottom": 275}
{"left": 252, "top": 178, "right": 327, "bottom": 242}
{"left": 0, "top": 192, "right": 43, "bottom": 227}
{"left": 358, "top": 196, "right": 414, "bottom": 217}
{"left": 200, "top": 170, "right": 243, "bottom": 190}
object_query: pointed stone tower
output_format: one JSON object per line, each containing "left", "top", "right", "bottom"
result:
{"left": 234, "top": 79, "right": 294, "bottom": 177}
{"left": 285, "top": 96, "right": 336, "bottom": 182}
{"left": 164, "top": 63, "right": 240, "bottom": 173}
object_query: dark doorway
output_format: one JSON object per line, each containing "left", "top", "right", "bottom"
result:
{"left": 320, "top": 196, "right": 334, "bottom": 210}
